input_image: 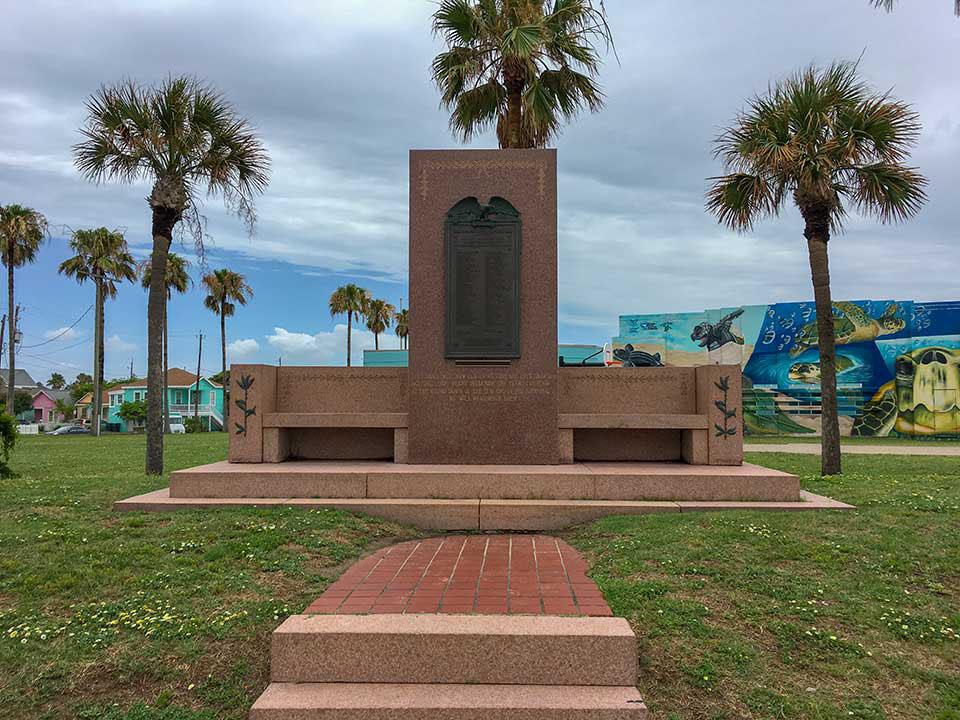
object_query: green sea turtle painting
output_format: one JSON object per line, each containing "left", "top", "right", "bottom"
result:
{"left": 792, "top": 302, "right": 905, "bottom": 356}
{"left": 787, "top": 356, "right": 855, "bottom": 384}
{"left": 852, "top": 346, "right": 960, "bottom": 436}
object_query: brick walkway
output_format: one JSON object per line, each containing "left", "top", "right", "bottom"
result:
{"left": 305, "top": 535, "right": 612, "bottom": 616}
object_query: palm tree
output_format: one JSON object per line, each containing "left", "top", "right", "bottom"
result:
{"left": 395, "top": 308, "right": 410, "bottom": 350}
{"left": 74, "top": 76, "right": 269, "bottom": 474}
{"left": 365, "top": 298, "right": 396, "bottom": 351}
{"left": 203, "top": 268, "right": 253, "bottom": 430}
{"left": 431, "top": 0, "right": 613, "bottom": 148}
{"left": 0, "top": 204, "right": 48, "bottom": 413}
{"left": 59, "top": 228, "right": 137, "bottom": 436}
{"left": 48, "top": 373, "right": 66, "bottom": 390}
{"left": 141, "top": 253, "right": 191, "bottom": 432}
{"left": 706, "top": 62, "right": 927, "bottom": 476}
{"left": 329, "top": 284, "right": 370, "bottom": 366}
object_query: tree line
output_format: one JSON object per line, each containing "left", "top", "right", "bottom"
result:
{"left": 0, "top": 206, "right": 253, "bottom": 437}
{"left": 328, "top": 283, "right": 410, "bottom": 366}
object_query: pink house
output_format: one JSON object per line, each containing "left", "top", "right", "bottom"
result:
{"left": 31, "top": 388, "right": 72, "bottom": 425}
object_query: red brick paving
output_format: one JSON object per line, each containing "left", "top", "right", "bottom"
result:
{"left": 304, "top": 535, "right": 613, "bottom": 616}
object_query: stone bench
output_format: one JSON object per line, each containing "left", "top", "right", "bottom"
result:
{"left": 262, "top": 412, "right": 409, "bottom": 463}
{"left": 557, "top": 413, "right": 711, "bottom": 465}
{"left": 229, "top": 364, "right": 742, "bottom": 466}
{"left": 557, "top": 365, "right": 743, "bottom": 466}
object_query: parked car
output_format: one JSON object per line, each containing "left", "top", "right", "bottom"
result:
{"left": 49, "top": 425, "right": 91, "bottom": 436}
{"left": 169, "top": 423, "right": 186, "bottom": 434}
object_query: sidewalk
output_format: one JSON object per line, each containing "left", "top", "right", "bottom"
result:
{"left": 745, "top": 443, "right": 960, "bottom": 456}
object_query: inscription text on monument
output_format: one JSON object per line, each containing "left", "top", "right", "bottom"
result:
{"left": 444, "top": 196, "right": 521, "bottom": 358}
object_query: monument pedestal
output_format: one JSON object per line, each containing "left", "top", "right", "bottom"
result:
{"left": 408, "top": 150, "right": 559, "bottom": 464}
{"left": 113, "top": 149, "right": 855, "bottom": 529}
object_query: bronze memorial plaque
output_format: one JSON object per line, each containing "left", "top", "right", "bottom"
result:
{"left": 444, "top": 196, "right": 521, "bottom": 358}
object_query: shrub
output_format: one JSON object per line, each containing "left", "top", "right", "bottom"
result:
{"left": 0, "top": 412, "right": 18, "bottom": 478}
{"left": 117, "top": 400, "right": 147, "bottom": 424}
{"left": 184, "top": 417, "right": 206, "bottom": 433}
{"left": 13, "top": 391, "right": 33, "bottom": 416}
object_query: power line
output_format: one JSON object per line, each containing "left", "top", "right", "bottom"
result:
{"left": 20, "top": 305, "right": 94, "bottom": 348}
{"left": 25, "top": 335, "right": 94, "bottom": 358}
{"left": 19, "top": 352, "right": 129, "bottom": 379}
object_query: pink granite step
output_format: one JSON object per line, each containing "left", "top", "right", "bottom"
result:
{"left": 272, "top": 614, "right": 636, "bottom": 686}
{"left": 114, "top": 489, "right": 852, "bottom": 529}
{"left": 168, "top": 459, "right": 800, "bottom": 501}
{"left": 249, "top": 682, "right": 648, "bottom": 719}
{"left": 115, "top": 490, "right": 477, "bottom": 530}
{"left": 478, "top": 493, "right": 853, "bottom": 530}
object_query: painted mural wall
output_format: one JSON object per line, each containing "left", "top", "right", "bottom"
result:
{"left": 614, "top": 300, "right": 960, "bottom": 438}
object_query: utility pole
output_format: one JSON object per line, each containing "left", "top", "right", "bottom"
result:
{"left": 194, "top": 332, "right": 203, "bottom": 427}
{"left": 0, "top": 314, "right": 6, "bottom": 368}
{"left": 129, "top": 357, "right": 134, "bottom": 380}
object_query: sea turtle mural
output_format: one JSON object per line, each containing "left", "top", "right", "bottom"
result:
{"left": 787, "top": 356, "right": 855, "bottom": 384}
{"left": 690, "top": 308, "right": 745, "bottom": 352}
{"left": 792, "top": 302, "right": 905, "bottom": 356}
{"left": 613, "top": 344, "right": 664, "bottom": 367}
{"left": 852, "top": 346, "right": 960, "bottom": 436}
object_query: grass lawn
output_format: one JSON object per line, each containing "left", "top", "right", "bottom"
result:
{"left": 0, "top": 433, "right": 422, "bottom": 720}
{"left": 745, "top": 435, "right": 959, "bottom": 446}
{"left": 1, "top": 435, "right": 957, "bottom": 719}
{"left": 566, "top": 452, "right": 960, "bottom": 720}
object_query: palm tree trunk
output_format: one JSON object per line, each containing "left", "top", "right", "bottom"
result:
{"left": 346, "top": 311, "right": 352, "bottom": 367}
{"left": 163, "top": 301, "right": 169, "bottom": 434}
{"left": 6, "top": 256, "right": 14, "bottom": 413}
{"left": 146, "top": 206, "right": 176, "bottom": 475}
{"left": 92, "top": 280, "right": 103, "bottom": 437}
{"left": 374, "top": 331, "right": 379, "bottom": 351}
{"left": 507, "top": 91, "right": 522, "bottom": 149}
{"left": 220, "top": 303, "right": 227, "bottom": 432}
{"left": 804, "top": 216, "right": 842, "bottom": 476}
{"left": 98, "top": 284, "right": 105, "bottom": 423}
{"left": 504, "top": 59, "right": 524, "bottom": 149}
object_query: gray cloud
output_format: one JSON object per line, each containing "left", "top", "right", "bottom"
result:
{"left": 2, "top": 0, "right": 958, "bottom": 353}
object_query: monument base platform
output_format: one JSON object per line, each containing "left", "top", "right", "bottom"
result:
{"left": 114, "top": 460, "right": 852, "bottom": 529}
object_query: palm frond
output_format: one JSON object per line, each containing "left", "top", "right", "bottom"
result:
{"left": 848, "top": 163, "right": 928, "bottom": 223}
{"left": 430, "top": 0, "right": 613, "bottom": 147}
{"left": 707, "top": 61, "right": 926, "bottom": 232}
{"left": 450, "top": 78, "right": 505, "bottom": 142}
{"left": 0, "top": 205, "right": 49, "bottom": 268}
{"left": 705, "top": 173, "right": 781, "bottom": 231}
{"left": 501, "top": 24, "right": 543, "bottom": 58}
{"left": 74, "top": 76, "right": 269, "bottom": 242}
{"left": 433, "top": 0, "right": 480, "bottom": 44}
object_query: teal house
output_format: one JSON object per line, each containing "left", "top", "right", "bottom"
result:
{"left": 104, "top": 368, "right": 225, "bottom": 432}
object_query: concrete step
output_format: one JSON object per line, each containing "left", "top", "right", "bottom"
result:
{"left": 170, "top": 460, "right": 799, "bottom": 501}
{"left": 271, "top": 614, "right": 636, "bottom": 686}
{"left": 249, "top": 683, "right": 648, "bottom": 719}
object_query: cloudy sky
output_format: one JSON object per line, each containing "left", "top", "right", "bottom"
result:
{"left": 1, "top": 0, "right": 957, "bottom": 384}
